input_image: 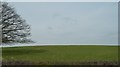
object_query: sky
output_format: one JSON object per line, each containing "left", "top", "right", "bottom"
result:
{"left": 2, "top": 0, "right": 120, "bottom": 2}
{"left": 8, "top": 2, "right": 118, "bottom": 44}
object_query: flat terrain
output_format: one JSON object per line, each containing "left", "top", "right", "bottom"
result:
{"left": 2, "top": 45, "right": 118, "bottom": 65}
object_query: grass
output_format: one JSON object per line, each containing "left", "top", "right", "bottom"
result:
{"left": 2, "top": 45, "right": 118, "bottom": 65}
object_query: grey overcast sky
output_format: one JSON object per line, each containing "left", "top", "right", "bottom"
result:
{"left": 9, "top": 2, "right": 118, "bottom": 44}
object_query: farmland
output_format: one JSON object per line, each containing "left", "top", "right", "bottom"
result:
{"left": 2, "top": 45, "right": 118, "bottom": 65}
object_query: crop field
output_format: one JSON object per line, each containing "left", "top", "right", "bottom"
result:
{"left": 2, "top": 45, "right": 119, "bottom": 65}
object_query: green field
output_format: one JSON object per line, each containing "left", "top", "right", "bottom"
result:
{"left": 2, "top": 45, "right": 118, "bottom": 65}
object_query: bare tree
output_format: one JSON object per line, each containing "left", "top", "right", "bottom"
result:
{"left": 0, "top": 2, "right": 32, "bottom": 43}
{"left": 0, "top": 2, "right": 2, "bottom": 44}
